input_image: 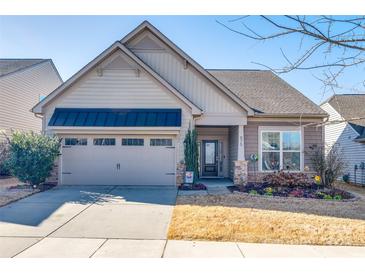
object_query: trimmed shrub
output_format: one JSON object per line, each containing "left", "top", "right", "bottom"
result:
{"left": 6, "top": 132, "right": 61, "bottom": 186}
{"left": 0, "top": 140, "right": 11, "bottom": 176}
{"left": 262, "top": 170, "right": 312, "bottom": 188}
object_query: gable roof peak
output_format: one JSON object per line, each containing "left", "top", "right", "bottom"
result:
{"left": 32, "top": 41, "right": 201, "bottom": 115}
{"left": 121, "top": 21, "right": 254, "bottom": 115}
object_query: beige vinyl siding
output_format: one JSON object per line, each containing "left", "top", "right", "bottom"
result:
{"left": 43, "top": 55, "right": 192, "bottom": 162}
{"left": 128, "top": 34, "right": 244, "bottom": 115}
{"left": 228, "top": 126, "right": 239, "bottom": 179}
{"left": 321, "top": 103, "right": 365, "bottom": 184}
{"left": 244, "top": 121, "right": 323, "bottom": 173}
{"left": 303, "top": 124, "right": 324, "bottom": 171}
{"left": 48, "top": 70, "right": 179, "bottom": 109}
{"left": 0, "top": 61, "right": 61, "bottom": 137}
{"left": 134, "top": 51, "right": 243, "bottom": 113}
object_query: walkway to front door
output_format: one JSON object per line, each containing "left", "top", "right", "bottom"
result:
{"left": 201, "top": 140, "right": 218, "bottom": 177}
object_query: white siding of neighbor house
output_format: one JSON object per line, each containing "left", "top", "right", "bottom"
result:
{"left": 321, "top": 103, "right": 365, "bottom": 184}
{"left": 127, "top": 31, "right": 245, "bottom": 117}
{"left": 43, "top": 52, "right": 192, "bottom": 162}
{"left": 0, "top": 61, "right": 62, "bottom": 138}
{"left": 320, "top": 103, "right": 346, "bottom": 147}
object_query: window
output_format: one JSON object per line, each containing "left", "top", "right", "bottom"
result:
{"left": 93, "top": 138, "right": 115, "bottom": 146}
{"left": 150, "top": 138, "right": 173, "bottom": 146}
{"left": 65, "top": 138, "right": 87, "bottom": 146}
{"left": 260, "top": 129, "right": 301, "bottom": 171}
{"left": 122, "top": 138, "right": 144, "bottom": 146}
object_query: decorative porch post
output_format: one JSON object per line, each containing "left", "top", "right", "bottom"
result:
{"left": 238, "top": 125, "right": 245, "bottom": 160}
{"left": 234, "top": 125, "right": 248, "bottom": 185}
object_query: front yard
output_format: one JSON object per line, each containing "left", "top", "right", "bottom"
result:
{"left": 168, "top": 183, "right": 365, "bottom": 246}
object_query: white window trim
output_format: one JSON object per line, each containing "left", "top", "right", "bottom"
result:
{"left": 258, "top": 126, "right": 304, "bottom": 172}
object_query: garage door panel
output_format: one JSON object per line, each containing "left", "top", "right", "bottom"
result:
{"left": 118, "top": 146, "right": 175, "bottom": 185}
{"left": 62, "top": 146, "right": 119, "bottom": 185}
{"left": 61, "top": 136, "right": 175, "bottom": 186}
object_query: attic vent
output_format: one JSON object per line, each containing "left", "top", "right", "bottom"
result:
{"left": 183, "top": 59, "right": 188, "bottom": 70}
{"left": 96, "top": 67, "right": 103, "bottom": 77}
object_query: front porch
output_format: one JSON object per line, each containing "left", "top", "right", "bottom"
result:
{"left": 195, "top": 125, "right": 247, "bottom": 184}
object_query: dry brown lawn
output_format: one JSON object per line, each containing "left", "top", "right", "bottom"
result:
{"left": 168, "top": 184, "right": 365, "bottom": 246}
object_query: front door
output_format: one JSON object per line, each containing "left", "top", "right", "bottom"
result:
{"left": 202, "top": 140, "right": 218, "bottom": 177}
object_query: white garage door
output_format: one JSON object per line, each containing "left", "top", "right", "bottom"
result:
{"left": 60, "top": 135, "right": 176, "bottom": 185}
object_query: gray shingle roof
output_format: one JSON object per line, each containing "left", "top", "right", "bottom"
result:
{"left": 207, "top": 69, "right": 327, "bottom": 116}
{"left": 0, "top": 59, "right": 47, "bottom": 77}
{"left": 325, "top": 94, "right": 365, "bottom": 140}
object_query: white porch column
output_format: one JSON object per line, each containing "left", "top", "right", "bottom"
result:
{"left": 237, "top": 125, "right": 245, "bottom": 160}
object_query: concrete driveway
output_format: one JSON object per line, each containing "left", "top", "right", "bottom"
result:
{"left": 0, "top": 185, "right": 177, "bottom": 257}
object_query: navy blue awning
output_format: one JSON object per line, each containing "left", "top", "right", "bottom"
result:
{"left": 48, "top": 108, "right": 182, "bottom": 127}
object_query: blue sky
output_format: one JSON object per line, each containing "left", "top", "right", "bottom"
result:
{"left": 1, "top": 16, "right": 362, "bottom": 104}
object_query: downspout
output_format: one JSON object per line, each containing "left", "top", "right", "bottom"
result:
{"left": 192, "top": 113, "right": 203, "bottom": 129}
{"left": 34, "top": 113, "right": 45, "bottom": 135}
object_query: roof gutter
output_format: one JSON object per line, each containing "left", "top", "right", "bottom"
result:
{"left": 252, "top": 113, "right": 328, "bottom": 118}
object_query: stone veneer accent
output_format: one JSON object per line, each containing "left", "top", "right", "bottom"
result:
{"left": 176, "top": 162, "right": 186, "bottom": 186}
{"left": 233, "top": 160, "right": 248, "bottom": 185}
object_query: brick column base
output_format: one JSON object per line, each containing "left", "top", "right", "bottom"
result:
{"left": 234, "top": 160, "right": 248, "bottom": 185}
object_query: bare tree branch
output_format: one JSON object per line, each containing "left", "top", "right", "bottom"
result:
{"left": 218, "top": 16, "right": 365, "bottom": 94}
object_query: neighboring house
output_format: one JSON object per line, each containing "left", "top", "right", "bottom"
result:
{"left": 320, "top": 94, "right": 365, "bottom": 185}
{"left": 32, "top": 21, "right": 327, "bottom": 186}
{"left": 0, "top": 59, "right": 62, "bottom": 138}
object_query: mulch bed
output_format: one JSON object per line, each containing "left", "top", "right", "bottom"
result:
{"left": 178, "top": 183, "right": 207, "bottom": 191}
{"left": 8, "top": 183, "right": 55, "bottom": 192}
{"left": 228, "top": 182, "right": 354, "bottom": 201}
{"left": 0, "top": 176, "right": 56, "bottom": 207}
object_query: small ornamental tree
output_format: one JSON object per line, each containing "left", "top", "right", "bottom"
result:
{"left": 309, "top": 144, "right": 345, "bottom": 188}
{"left": 183, "top": 129, "right": 199, "bottom": 183}
{"left": 6, "top": 132, "right": 61, "bottom": 187}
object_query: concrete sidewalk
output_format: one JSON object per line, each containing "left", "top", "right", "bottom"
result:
{"left": 2, "top": 238, "right": 365, "bottom": 258}
{"left": 163, "top": 240, "right": 365, "bottom": 258}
